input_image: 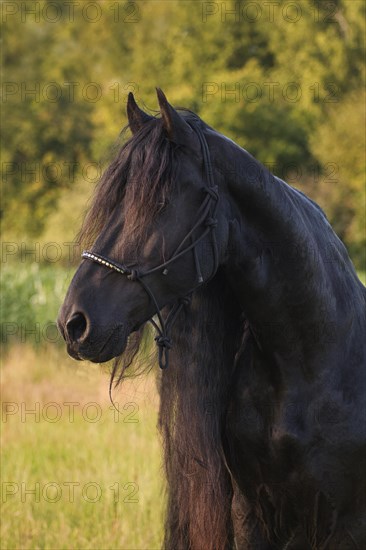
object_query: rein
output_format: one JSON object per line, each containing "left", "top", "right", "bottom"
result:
{"left": 82, "top": 119, "right": 219, "bottom": 369}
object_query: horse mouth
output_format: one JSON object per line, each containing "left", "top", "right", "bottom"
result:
{"left": 66, "top": 328, "right": 129, "bottom": 363}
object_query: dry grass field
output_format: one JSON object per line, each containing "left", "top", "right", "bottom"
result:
{"left": 1, "top": 344, "right": 165, "bottom": 550}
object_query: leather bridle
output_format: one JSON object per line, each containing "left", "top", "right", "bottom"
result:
{"left": 82, "top": 119, "right": 219, "bottom": 369}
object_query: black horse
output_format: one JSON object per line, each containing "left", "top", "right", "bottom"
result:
{"left": 58, "top": 90, "right": 366, "bottom": 549}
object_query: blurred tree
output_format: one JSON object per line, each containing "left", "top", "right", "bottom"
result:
{"left": 1, "top": 0, "right": 364, "bottom": 267}
{"left": 2, "top": 0, "right": 133, "bottom": 235}
{"left": 309, "top": 89, "right": 365, "bottom": 267}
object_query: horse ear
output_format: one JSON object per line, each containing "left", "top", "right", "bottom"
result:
{"left": 156, "top": 88, "right": 193, "bottom": 146}
{"left": 127, "top": 92, "right": 154, "bottom": 134}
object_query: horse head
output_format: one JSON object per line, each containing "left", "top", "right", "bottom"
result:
{"left": 58, "top": 89, "right": 231, "bottom": 364}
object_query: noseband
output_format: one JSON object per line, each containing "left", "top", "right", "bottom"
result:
{"left": 82, "top": 119, "right": 219, "bottom": 369}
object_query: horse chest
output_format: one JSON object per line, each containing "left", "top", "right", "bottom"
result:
{"left": 226, "top": 378, "right": 305, "bottom": 491}
{"left": 225, "top": 351, "right": 366, "bottom": 548}
{"left": 226, "top": 336, "right": 325, "bottom": 487}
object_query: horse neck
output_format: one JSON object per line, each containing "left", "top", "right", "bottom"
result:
{"left": 217, "top": 137, "right": 362, "bottom": 369}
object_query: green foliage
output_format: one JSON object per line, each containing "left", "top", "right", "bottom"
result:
{"left": 309, "top": 88, "right": 365, "bottom": 267}
{"left": 0, "top": 263, "right": 71, "bottom": 345}
{"left": 2, "top": 0, "right": 365, "bottom": 266}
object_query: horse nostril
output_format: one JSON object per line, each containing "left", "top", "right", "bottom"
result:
{"left": 66, "top": 312, "right": 87, "bottom": 342}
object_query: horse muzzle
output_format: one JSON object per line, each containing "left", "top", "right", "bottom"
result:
{"left": 57, "top": 311, "right": 129, "bottom": 363}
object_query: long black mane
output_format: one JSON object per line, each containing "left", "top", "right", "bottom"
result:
{"left": 160, "top": 271, "right": 245, "bottom": 549}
